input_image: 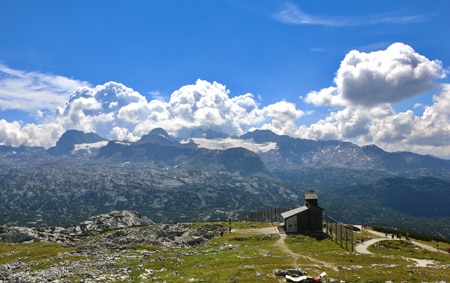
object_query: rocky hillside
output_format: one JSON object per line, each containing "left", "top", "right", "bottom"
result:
{"left": 0, "top": 211, "right": 227, "bottom": 282}
{"left": 0, "top": 215, "right": 448, "bottom": 283}
{"left": 0, "top": 211, "right": 154, "bottom": 244}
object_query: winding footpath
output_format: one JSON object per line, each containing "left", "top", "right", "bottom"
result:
{"left": 353, "top": 226, "right": 444, "bottom": 267}
{"left": 354, "top": 226, "right": 440, "bottom": 254}
{"left": 241, "top": 226, "right": 336, "bottom": 270}
{"left": 244, "top": 225, "right": 446, "bottom": 269}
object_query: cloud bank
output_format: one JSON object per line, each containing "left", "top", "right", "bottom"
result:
{"left": 0, "top": 43, "right": 449, "bottom": 158}
{"left": 0, "top": 77, "right": 304, "bottom": 148}
{"left": 55, "top": 79, "right": 305, "bottom": 143}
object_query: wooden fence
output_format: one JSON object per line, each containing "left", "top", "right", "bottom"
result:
{"left": 326, "top": 216, "right": 354, "bottom": 252}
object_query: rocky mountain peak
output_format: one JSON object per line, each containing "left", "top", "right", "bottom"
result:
{"left": 137, "top": 128, "right": 179, "bottom": 145}
{"left": 47, "top": 130, "right": 107, "bottom": 156}
{"left": 240, "top": 129, "right": 286, "bottom": 143}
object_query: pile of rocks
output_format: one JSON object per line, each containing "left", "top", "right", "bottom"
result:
{"left": 80, "top": 222, "right": 225, "bottom": 251}
{"left": 0, "top": 210, "right": 154, "bottom": 244}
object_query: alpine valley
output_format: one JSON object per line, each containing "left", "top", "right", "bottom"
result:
{"left": 0, "top": 128, "right": 449, "bottom": 239}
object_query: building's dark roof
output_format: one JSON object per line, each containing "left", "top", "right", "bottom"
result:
{"left": 281, "top": 206, "right": 308, "bottom": 219}
{"left": 304, "top": 193, "right": 318, "bottom": 200}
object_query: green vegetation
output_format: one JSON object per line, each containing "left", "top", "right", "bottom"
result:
{"left": 0, "top": 242, "right": 77, "bottom": 268}
{"left": 0, "top": 223, "right": 448, "bottom": 282}
{"left": 286, "top": 235, "right": 449, "bottom": 282}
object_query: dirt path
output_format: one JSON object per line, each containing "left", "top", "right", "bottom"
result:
{"left": 239, "top": 225, "right": 336, "bottom": 270}
{"left": 237, "top": 226, "right": 293, "bottom": 256}
{"left": 354, "top": 226, "right": 440, "bottom": 254}
{"left": 239, "top": 224, "right": 445, "bottom": 273}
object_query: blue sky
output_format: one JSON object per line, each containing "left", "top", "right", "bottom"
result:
{"left": 1, "top": 0, "right": 450, "bottom": 158}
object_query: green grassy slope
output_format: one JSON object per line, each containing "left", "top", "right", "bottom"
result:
{"left": 0, "top": 222, "right": 448, "bottom": 282}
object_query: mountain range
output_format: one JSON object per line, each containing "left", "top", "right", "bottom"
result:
{"left": 0, "top": 128, "right": 449, "bottom": 239}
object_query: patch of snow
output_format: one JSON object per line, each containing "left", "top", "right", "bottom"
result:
{"left": 114, "top": 141, "right": 130, "bottom": 146}
{"left": 73, "top": 141, "right": 109, "bottom": 151}
{"left": 183, "top": 138, "right": 277, "bottom": 153}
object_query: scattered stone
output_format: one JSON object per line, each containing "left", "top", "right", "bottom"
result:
{"left": 0, "top": 211, "right": 226, "bottom": 282}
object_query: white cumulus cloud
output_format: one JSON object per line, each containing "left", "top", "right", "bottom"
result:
{"left": 260, "top": 101, "right": 304, "bottom": 136}
{"left": 305, "top": 43, "right": 445, "bottom": 107}
{"left": 300, "top": 85, "right": 450, "bottom": 157}
{"left": 132, "top": 79, "right": 271, "bottom": 138}
{"left": 0, "top": 119, "right": 64, "bottom": 148}
{"left": 298, "top": 43, "right": 450, "bottom": 157}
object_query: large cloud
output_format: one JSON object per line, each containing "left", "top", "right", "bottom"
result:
{"left": 305, "top": 43, "right": 445, "bottom": 107}
{"left": 55, "top": 82, "right": 149, "bottom": 140}
{"left": 132, "top": 80, "right": 303, "bottom": 139}
{"left": 359, "top": 84, "right": 450, "bottom": 156}
{"left": 259, "top": 101, "right": 304, "bottom": 135}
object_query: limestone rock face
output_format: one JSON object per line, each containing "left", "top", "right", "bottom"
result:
{"left": 64, "top": 210, "right": 154, "bottom": 236}
{"left": 0, "top": 210, "right": 154, "bottom": 243}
